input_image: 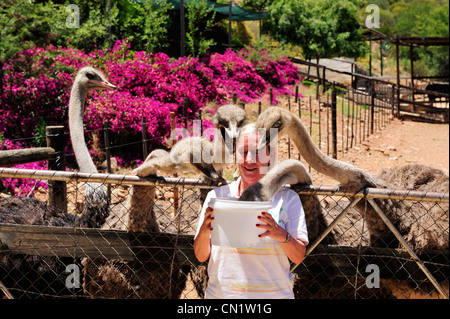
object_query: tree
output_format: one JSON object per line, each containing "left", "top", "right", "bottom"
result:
{"left": 266, "top": 0, "right": 368, "bottom": 65}
{"left": 364, "top": 0, "right": 449, "bottom": 77}
{"left": 111, "top": 0, "right": 172, "bottom": 52}
{"left": 185, "top": 0, "right": 216, "bottom": 57}
{"left": 0, "top": 0, "right": 64, "bottom": 105}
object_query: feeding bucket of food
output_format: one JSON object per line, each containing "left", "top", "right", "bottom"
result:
{"left": 208, "top": 197, "right": 272, "bottom": 248}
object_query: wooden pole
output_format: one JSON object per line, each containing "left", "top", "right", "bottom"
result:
{"left": 46, "top": 126, "right": 67, "bottom": 212}
{"left": 141, "top": 116, "right": 148, "bottom": 160}
{"left": 331, "top": 86, "right": 337, "bottom": 159}
{"left": 395, "top": 36, "right": 400, "bottom": 117}
{"left": 410, "top": 44, "right": 415, "bottom": 113}
{"left": 370, "top": 87, "right": 375, "bottom": 135}
{"left": 170, "top": 112, "right": 179, "bottom": 217}
{"left": 298, "top": 98, "right": 301, "bottom": 161}
{"left": 0, "top": 147, "right": 55, "bottom": 166}
{"left": 103, "top": 121, "right": 111, "bottom": 201}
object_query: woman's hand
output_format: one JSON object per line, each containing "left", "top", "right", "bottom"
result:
{"left": 199, "top": 207, "right": 215, "bottom": 234}
{"left": 256, "top": 212, "right": 307, "bottom": 264}
{"left": 256, "top": 212, "right": 287, "bottom": 242}
{"left": 194, "top": 207, "right": 214, "bottom": 262}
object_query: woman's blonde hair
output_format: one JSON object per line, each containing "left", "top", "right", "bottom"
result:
{"left": 232, "top": 122, "right": 278, "bottom": 179}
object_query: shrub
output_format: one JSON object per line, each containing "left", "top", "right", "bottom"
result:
{"left": 1, "top": 40, "right": 302, "bottom": 172}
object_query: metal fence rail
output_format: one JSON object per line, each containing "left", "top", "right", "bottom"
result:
{"left": 0, "top": 168, "right": 448, "bottom": 299}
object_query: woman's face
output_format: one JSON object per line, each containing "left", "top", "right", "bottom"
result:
{"left": 236, "top": 132, "right": 271, "bottom": 188}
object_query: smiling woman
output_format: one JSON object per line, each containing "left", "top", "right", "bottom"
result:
{"left": 235, "top": 123, "right": 275, "bottom": 192}
{"left": 194, "top": 123, "right": 308, "bottom": 299}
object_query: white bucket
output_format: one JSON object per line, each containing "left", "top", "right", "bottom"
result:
{"left": 208, "top": 197, "right": 272, "bottom": 248}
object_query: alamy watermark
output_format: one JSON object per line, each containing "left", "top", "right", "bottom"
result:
{"left": 365, "top": 264, "right": 380, "bottom": 288}
{"left": 365, "top": 4, "right": 380, "bottom": 29}
{"left": 65, "top": 263, "right": 81, "bottom": 289}
{"left": 66, "top": 4, "right": 80, "bottom": 28}
{"left": 64, "top": 262, "right": 381, "bottom": 291}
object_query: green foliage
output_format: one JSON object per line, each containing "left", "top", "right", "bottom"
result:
{"left": 266, "top": 0, "right": 368, "bottom": 61}
{"left": 185, "top": 0, "right": 216, "bottom": 57}
{"left": 359, "top": 0, "right": 449, "bottom": 76}
{"left": 0, "top": 1, "right": 64, "bottom": 102}
{"left": 389, "top": 0, "right": 449, "bottom": 37}
{"left": 111, "top": 0, "right": 173, "bottom": 52}
{"left": 1, "top": 0, "right": 173, "bottom": 55}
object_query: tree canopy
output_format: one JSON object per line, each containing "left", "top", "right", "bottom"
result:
{"left": 265, "top": 0, "right": 368, "bottom": 61}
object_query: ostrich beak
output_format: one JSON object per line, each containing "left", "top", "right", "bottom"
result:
{"left": 221, "top": 125, "right": 241, "bottom": 155}
{"left": 256, "top": 128, "right": 273, "bottom": 152}
{"left": 193, "top": 163, "right": 226, "bottom": 184}
{"left": 89, "top": 79, "right": 117, "bottom": 90}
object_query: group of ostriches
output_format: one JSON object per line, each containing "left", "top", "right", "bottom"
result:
{"left": 0, "top": 67, "right": 448, "bottom": 299}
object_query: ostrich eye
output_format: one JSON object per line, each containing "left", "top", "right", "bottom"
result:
{"left": 86, "top": 72, "right": 96, "bottom": 80}
{"left": 218, "top": 119, "right": 228, "bottom": 127}
{"left": 273, "top": 119, "right": 283, "bottom": 129}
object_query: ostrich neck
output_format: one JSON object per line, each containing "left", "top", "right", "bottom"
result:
{"left": 288, "top": 115, "right": 357, "bottom": 184}
{"left": 127, "top": 185, "right": 159, "bottom": 232}
{"left": 212, "top": 131, "right": 230, "bottom": 167}
{"left": 69, "top": 83, "right": 98, "bottom": 173}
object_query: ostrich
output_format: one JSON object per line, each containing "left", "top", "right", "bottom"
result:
{"left": 0, "top": 67, "right": 117, "bottom": 298}
{"left": 133, "top": 103, "right": 247, "bottom": 181}
{"left": 254, "top": 106, "right": 449, "bottom": 252}
{"left": 232, "top": 107, "right": 448, "bottom": 298}
{"left": 68, "top": 66, "right": 117, "bottom": 228}
{"left": 105, "top": 103, "right": 247, "bottom": 231}
{"left": 1, "top": 66, "right": 186, "bottom": 299}
{"left": 130, "top": 103, "right": 247, "bottom": 299}
{"left": 83, "top": 103, "right": 247, "bottom": 298}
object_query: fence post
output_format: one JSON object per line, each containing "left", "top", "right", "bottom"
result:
{"left": 298, "top": 98, "right": 301, "bottom": 161}
{"left": 170, "top": 112, "right": 179, "bottom": 217}
{"left": 331, "top": 85, "right": 337, "bottom": 159}
{"left": 198, "top": 109, "right": 203, "bottom": 136}
{"left": 141, "top": 116, "right": 148, "bottom": 160}
{"left": 288, "top": 95, "right": 291, "bottom": 158}
{"left": 46, "top": 126, "right": 67, "bottom": 212}
{"left": 370, "top": 87, "right": 375, "bottom": 135}
{"left": 316, "top": 79, "right": 320, "bottom": 100}
{"left": 103, "top": 121, "right": 111, "bottom": 201}
{"left": 391, "top": 84, "right": 396, "bottom": 117}
{"left": 182, "top": 97, "right": 188, "bottom": 127}
{"left": 322, "top": 67, "right": 326, "bottom": 94}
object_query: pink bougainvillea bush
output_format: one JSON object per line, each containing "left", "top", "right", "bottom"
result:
{"left": 1, "top": 40, "right": 301, "bottom": 195}
{"left": 0, "top": 139, "right": 49, "bottom": 197}
{"left": 238, "top": 47, "right": 303, "bottom": 104}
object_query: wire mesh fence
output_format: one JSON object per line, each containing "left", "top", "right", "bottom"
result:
{"left": 0, "top": 168, "right": 448, "bottom": 299}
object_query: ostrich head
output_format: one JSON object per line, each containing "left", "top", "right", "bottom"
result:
{"left": 213, "top": 104, "right": 247, "bottom": 155}
{"left": 74, "top": 66, "right": 117, "bottom": 92}
{"left": 255, "top": 106, "right": 293, "bottom": 150}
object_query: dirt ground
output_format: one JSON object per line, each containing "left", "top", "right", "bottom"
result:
{"left": 311, "top": 117, "right": 449, "bottom": 186}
